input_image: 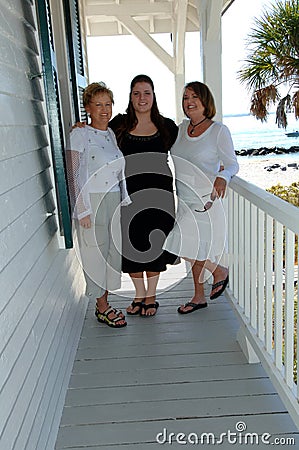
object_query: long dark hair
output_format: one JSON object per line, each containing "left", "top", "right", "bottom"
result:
{"left": 115, "top": 74, "right": 172, "bottom": 150}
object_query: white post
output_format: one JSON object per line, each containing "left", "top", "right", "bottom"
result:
{"left": 196, "top": 0, "right": 223, "bottom": 121}
{"left": 172, "top": 0, "right": 188, "bottom": 123}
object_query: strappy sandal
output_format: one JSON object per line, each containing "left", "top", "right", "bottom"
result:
{"left": 95, "top": 306, "right": 127, "bottom": 328}
{"left": 140, "top": 301, "right": 159, "bottom": 317}
{"left": 112, "top": 307, "right": 125, "bottom": 319}
{"left": 95, "top": 304, "right": 124, "bottom": 319}
{"left": 126, "top": 300, "right": 143, "bottom": 315}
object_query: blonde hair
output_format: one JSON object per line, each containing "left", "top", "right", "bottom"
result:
{"left": 83, "top": 82, "right": 114, "bottom": 107}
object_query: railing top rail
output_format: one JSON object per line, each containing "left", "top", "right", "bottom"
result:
{"left": 230, "top": 176, "right": 299, "bottom": 234}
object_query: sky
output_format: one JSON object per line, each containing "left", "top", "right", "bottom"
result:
{"left": 87, "top": 0, "right": 275, "bottom": 117}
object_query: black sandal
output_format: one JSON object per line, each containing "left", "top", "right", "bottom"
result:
{"left": 178, "top": 302, "right": 207, "bottom": 314}
{"left": 140, "top": 301, "right": 159, "bottom": 317}
{"left": 210, "top": 275, "right": 229, "bottom": 300}
{"left": 126, "top": 300, "right": 143, "bottom": 315}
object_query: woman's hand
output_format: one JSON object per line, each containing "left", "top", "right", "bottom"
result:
{"left": 212, "top": 177, "right": 227, "bottom": 199}
{"left": 79, "top": 215, "right": 91, "bottom": 228}
{"left": 72, "top": 121, "right": 86, "bottom": 129}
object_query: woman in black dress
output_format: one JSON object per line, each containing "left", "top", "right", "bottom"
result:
{"left": 110, "top": 74, "right": 178, "bottom": 316}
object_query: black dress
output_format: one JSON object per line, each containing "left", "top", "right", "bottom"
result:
{"left": 110, "top": 114, "right": 178, "bottom": 273}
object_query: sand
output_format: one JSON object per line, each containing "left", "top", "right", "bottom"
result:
{"left": 237, "top": 156, "right": 299, "bottom": 189}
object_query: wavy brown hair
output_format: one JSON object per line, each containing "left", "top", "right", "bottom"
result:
{"left": 115, "top": 74, "right": 173, "bottom": 150}
{"left": 183, "top": 81, "right": 216, "bottom": 119}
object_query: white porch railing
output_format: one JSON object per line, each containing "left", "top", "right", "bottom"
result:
{"left": 226, "top": 176, "right": 299, "bottom": 429}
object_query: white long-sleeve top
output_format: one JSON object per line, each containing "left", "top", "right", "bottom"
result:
{"left": 66, "top": 125, "right": 131, "bottom": 220}
{"left": 170, "top": 120, "right": 239, "bottom": 201}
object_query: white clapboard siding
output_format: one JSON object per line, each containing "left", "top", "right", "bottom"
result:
{"left": 0, "top": 173, "right": 53, "bottom": 233}
{"left": 0, "top": 126, "right": 48, "bottom": 162}
{"left": 0, "top": 192, "right": 55, "bottom": 268}
{"left": 0, "top": 1, "right": 87, "bottom": 449}
{"left": 0, "top": 147, "right": 51, "bottom": 196}
{"left": 1, "top": 252, "right": 86, "bottom": 450}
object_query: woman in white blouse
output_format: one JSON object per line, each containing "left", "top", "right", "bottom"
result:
{"left": 163, "top": 81, "right": 239, "bottom": 313}
{"left": 66, "top": 82, "right": 130, "bottom": 328}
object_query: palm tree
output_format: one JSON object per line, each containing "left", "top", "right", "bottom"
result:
{"left": 238, "top": 0, "right": 299, "bottom": 128}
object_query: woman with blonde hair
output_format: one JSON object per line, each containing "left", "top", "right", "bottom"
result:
{"left": 66, "top": 82, "right": 131, "bottom": 327}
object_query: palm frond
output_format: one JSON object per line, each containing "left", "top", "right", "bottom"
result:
{"left": 250, "top": 85, "right": 279, "bottom": 121}
{"left": 293, "top": 91, "right": 299, "bottom": 119}
{"left": 239, "top": 0, "right": 299, "bottom": 126}
{"left": 276, "top": 95, "right": 292, "bottom": 128}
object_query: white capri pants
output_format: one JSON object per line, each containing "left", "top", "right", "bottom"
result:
{"left": 76, "top": 191, "right": 122, "bottom": 298}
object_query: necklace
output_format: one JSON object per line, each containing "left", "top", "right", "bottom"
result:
{"left": 189, "top": 117, "right": 207, "bottom": 135}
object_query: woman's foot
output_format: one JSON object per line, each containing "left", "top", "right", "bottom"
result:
{"left": 95, "top": 304, "right": 127, "bottom": 328}
{"left": 178, "top": 296, "right": 207, "bottom": 314}
{"left": 140, "top": 296, "right": 159, "bottom": 317}
{"left": 96, "top": 296, "right": 126, "bottom": 326}
{"left": 126, "top": 299, "right": 143, "bottom": 315}
{"left": 210, "top": 266, "right": 229, "bottom": 300}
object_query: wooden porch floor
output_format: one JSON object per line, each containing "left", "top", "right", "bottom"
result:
{"left": 55, "top": 263, "right": 298, "bottom": 449}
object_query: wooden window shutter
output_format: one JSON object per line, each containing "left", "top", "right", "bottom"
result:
{"left": 36, "top": 0, "right": 73, "bottom": 248}
{"left": 63, "top": 0, "right": 88, "bottom": 122}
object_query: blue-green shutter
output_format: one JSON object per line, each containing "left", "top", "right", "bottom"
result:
{"left": 36, "top": 0, "right": 73, "bottom": 248}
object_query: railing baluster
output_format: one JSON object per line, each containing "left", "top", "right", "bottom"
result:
{"left": 239, "top": 196, "right": 245, "bottom": 308}
{"left": 274, "top": 221, "right": 283, "bottom": 371}
{"left": 244, "top": 200, "right": 251, "bottom": 317}
{"left": 265, "top": 216, "right": 273, "bottom": 353}
{"left": 257, "top": 209, "right": 265, "bottom": 341}
{"left": 233, "top": 191, "right": 239, "bottom": 299}
{"left": 228, "top": 189, "right": 234, "bottom": 292}
{"left": 285, "top": 229, "right": 295, "bottom": 387}
{"left": 250, "top": 204, "right": 257, "bottom": 328}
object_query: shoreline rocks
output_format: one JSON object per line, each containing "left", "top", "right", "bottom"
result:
{"left": 236, "top": 145, "right": 299, "bottom": 156}
{"left": 264, "top": 162, "right": 298, "bottom": 172}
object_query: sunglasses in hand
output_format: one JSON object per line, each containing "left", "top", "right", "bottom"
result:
{"left": 195, "top": 193, "right": 215, "bottom": 213}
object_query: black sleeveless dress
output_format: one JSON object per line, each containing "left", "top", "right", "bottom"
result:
{"left": 110, "top": 114, "right": 178, "bottom": 273}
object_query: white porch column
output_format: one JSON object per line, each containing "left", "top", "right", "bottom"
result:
{"left": 196, "top": 0, "right": 223, "bottom": 121}
{"left": 174, "top": 73, "right": 184, "bottom": 123}
{"left": 173, "top": 0, "right": 188, "bottom": 123}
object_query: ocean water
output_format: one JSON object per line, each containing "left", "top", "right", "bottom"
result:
{"left": 223, "top": 113, "right": 299, "bottom": 161}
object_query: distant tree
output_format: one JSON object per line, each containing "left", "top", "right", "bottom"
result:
{"left": 238, "top": 0, "right": 299, "bottom": 128}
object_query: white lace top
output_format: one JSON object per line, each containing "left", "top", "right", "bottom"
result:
{"left": 66, "top": 126, "right": 131, "bottom": 220}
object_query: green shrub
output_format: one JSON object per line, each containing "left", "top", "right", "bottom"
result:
{"left": 266, "top": 181, "right": 299, "bottom": 207}
{"left": 267, "top": 181, "right": 298, "bottom": 263}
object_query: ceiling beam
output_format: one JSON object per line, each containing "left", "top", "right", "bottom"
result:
{"left": 118, "top": 14, "right": 174, "bottom": 72}
{"left": 85, "top": 2, "right": 171, "bottom": 17}
{"left": 174, "top": 0, "right": 188, "bottom": 74}
{"left": 207, "top": 0, "right": 222, "bottom": 40}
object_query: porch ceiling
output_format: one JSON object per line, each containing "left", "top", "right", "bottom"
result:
{"left": 84, "top": 0, "right": 235, "bottom": 37}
